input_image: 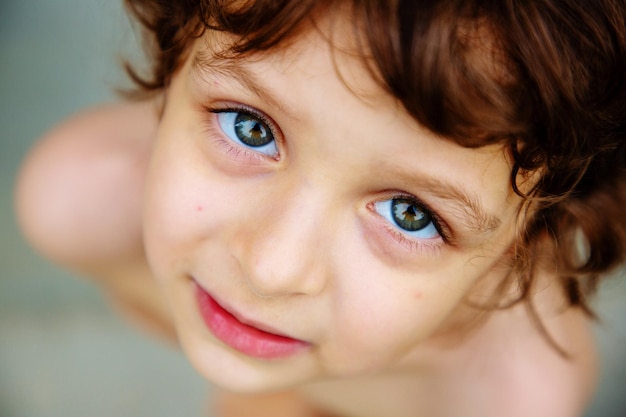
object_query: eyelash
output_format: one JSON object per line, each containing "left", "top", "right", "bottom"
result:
{"left": 369, "top": 194, "right": 452, "bottom": 254}
{"left": 202, "top": 104, "right": 282, "bottom": 162}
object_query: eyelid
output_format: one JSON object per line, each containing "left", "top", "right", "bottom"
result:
{"left": 369, "top": 192, "right": 453, "bottom": 246}
{"left": 201, "top": 103, "right": 284, "bottom": 163}
{"left": 204, "top": 103, "right": 283, "bottom": 145}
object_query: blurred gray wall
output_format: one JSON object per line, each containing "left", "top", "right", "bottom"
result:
{"left": 0, "top": 1, "right": 623, "bottom": 417}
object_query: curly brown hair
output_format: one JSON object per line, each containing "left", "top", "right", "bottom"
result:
{"left": 122, "top": 0, "right": 626, "bottom": 317}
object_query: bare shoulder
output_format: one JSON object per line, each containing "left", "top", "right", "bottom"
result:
{"left": 475, "top": 300, "right": 599, "bottom": 417}
{"left": 15, "top": 98, "right": 176, "bottom": 339}
{"left": 16, "top": 99, "right": 159, "bottom": 272}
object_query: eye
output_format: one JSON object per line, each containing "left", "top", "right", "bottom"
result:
{"left": 373, "top": 197, "right": 440, "bottom": 239}
{"left": 214, "top": 109, "right": 279, "bottom": 157}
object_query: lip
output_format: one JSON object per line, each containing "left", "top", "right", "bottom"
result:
{"left": 194, "top": 282, "right": 310, "bottom": 359}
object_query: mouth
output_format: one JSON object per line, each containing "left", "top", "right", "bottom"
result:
{"left": 194, "top": 282, "right": 310, "bottom": 359}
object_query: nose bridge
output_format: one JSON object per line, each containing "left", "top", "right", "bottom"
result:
{"left": 240, "top": 179, "right": 330, "bottom": 297}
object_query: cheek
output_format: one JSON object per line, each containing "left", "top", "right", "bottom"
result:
{"left": 142, "top": 146, "right": 237, "bottom": 277}
{"left": 324, "top": 298, "right": 439, "bottom": 374}
{"left": 325, "top": 279, "right": 456, "bottom": 371}
{"left": 326, "top": 246, "right": 503, "bottom": 372}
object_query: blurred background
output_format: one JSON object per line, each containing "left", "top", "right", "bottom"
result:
{"left": 0, "top": 1, "right": 624, "bottom": 416}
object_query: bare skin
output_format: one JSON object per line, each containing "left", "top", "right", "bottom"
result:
{"left": 15, "top": 99, "right": 599, "bottom": 417}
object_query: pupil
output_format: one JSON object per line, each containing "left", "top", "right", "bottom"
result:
{"left": 404, "top": 206, "right": 417, "bottom": 220}
{"left": 391, "top": 198, "right": 431, "bottom": 231}
{"left": 235, "top": 113, "right": 272, "bottom": 147}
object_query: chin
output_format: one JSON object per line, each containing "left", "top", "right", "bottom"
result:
{"left": 179, "top": 332, "right": 318, "bottom": 393}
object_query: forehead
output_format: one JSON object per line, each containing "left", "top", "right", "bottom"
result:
{"left": 191, "top": 16, "right": 382, "bottom": 101}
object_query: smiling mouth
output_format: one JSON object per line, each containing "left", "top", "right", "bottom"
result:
{"left": 194, "top": 282, "right": 310, "bottom": 359}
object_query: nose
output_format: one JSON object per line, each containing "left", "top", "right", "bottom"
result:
{"left": 235, "top": 184, "right": 331, "bottom": 297}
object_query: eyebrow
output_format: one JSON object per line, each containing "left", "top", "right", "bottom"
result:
{"left": 191, "top": 50, "right": 298, "bottom": 121}
{"left": 375, "top": 152, "right": 503, "bottom": 236}
{"left": 419, "top": 177, "right": 503, "bottom": 235}
{"left": 192, "top": 50, "right": 503, "bottom": 236}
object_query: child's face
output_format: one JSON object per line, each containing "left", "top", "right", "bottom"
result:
{"left": 143, "top": 21, "right": 524, "bottom": 391}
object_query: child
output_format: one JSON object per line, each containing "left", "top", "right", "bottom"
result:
{"left": 15, "top": 0, "right": 626, "bottom": 416}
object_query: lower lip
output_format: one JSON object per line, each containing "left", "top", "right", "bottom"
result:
{"left": 195, "top": 283, "right": 309, "bottom": 359}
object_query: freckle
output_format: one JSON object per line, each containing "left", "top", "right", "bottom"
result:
{"left": 413, "top": 291, "right": 423, "bottom": 300}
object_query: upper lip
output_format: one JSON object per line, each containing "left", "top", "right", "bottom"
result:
{"left": 196, "top": 280, "right": 307, "bottom": 342}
